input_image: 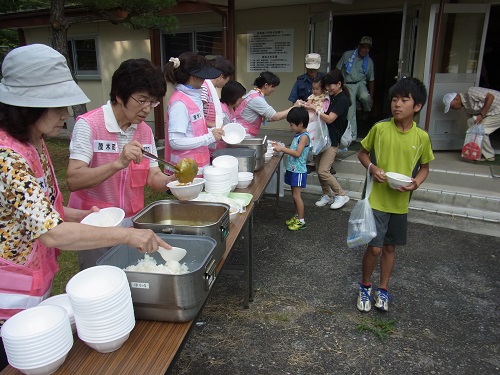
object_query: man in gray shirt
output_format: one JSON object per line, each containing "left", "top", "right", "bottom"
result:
{"left": 335, "top": 36, "right": 375, "bottom": 141}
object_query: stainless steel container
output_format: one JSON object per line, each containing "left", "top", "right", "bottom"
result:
{"left": 212, "top": 148, "right": 256, "bottom": 172}
{"left": 132, "top": 200, "right": 229, "bottom": 263}
{"left": 97, "top": 234, "right": 217, "bottom": 322}
{"left": 227, "top": 136, "right": 267, "bottom": 171}
{"left": 228, "top": 136, "right": 267, "bottom": 159}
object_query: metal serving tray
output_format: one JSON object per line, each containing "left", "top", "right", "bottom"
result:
{"left": 132, "top": 200, "right": 229, "bottom": 264}
{"left": 98, "top": 234, "right": 217, "bottom": 322}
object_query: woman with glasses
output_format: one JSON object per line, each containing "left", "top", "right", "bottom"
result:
{"left": 66, "top": 58, "right": 176, "bottom": 270}
{"left": 163, "top": 52, "right": 224, "bottom": 175}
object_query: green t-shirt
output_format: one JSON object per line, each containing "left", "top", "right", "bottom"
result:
{"left": 360, "top": 118, "right": 434, "bottom": 214}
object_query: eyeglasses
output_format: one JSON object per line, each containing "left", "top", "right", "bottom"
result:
{"left": 130, "top": 96, "right": 160, "bottom": 108}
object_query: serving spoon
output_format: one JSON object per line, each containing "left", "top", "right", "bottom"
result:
{"left": 157, "top": 246, "right": 187, "bottom": 262}
{"left": 142, "top": 149, "right": 198, "bottom": 184}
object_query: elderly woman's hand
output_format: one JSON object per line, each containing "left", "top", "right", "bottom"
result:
{"left": 117, "top": 141, "right": 143, "bottom": 169}
{"left": 126, "top": 228, "right": 172, "bottom": 254}
{"left": 211, "top": 128, "right": 225, "bottom": 141}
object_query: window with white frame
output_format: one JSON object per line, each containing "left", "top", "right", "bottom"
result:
{"left": 66, "top": 37, "right": 100, "bottom": 79}
{"left": 162, "top": 29, "right": 223, "bottom": 60}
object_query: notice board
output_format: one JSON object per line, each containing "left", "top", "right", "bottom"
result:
{"left": 247, "top": 29, "right": 293, "bottom": 72}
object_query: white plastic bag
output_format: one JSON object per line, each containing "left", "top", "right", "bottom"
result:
{"left": 339, "top": 121, "right": 353, "bottom": 149}
{"left": 308, "top": 116, "right": 331, "bottom": 155}
{"left": 461, "top": 124, "right": 484, "bottom": 161}
{"left": 347, "top": 169, "right": 377, "bottom": 248}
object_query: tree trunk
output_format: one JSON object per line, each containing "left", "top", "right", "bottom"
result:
{"left": 50, "top": 0, "right": 88, "bottom": 118}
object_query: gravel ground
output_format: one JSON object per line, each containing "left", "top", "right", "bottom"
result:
{"left": 170, "top": 192, "right": 500, "bottom": 375}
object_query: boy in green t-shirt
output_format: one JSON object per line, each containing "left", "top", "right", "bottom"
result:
{"left": 356, "top": 77, "right": 434, "bottom": 312}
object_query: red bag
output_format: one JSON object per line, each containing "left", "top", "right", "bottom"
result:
{"left": 461, "top": 124, "right": 484, "bottom": 161}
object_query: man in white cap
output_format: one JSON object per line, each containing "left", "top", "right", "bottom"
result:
{"left": 335, "top": 36, "right": 375, "bottom": 141}
{"left": 288, "top": 53, "right": 324, "bottom": 103}
{"left": 443, "top": 87, "right": 500, "bottom": 162}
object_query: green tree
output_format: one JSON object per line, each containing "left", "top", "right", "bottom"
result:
{"left": 1, "top": 0, "right": 177, "bottom": 116}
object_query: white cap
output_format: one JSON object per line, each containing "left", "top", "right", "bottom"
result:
{"left": 305, "top": 53, "right": 321, "bottom": 70}
{"left": 443, "top": 92, "right": 457, "bottom": 113}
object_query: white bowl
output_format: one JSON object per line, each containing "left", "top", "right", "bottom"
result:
{"left": 238, "top": 172, "right": 254, "bottom": 180}
{"left": 222, "top": 123, "right": 246, "bottom": 144}
{"left": 13, "top": 353, "right": 68, "bottom": 375}
{"left": 81, "top": 207, "right": 125, "bottom": 227}
{"left": 385, "top": 172, "right": 412, "bottom": 189}
{"left": 264, "top": 153, "right": 273, "bottom": 163}
{"left": 167, "top": 178, "right": 205, "bottom": 201}
{"left": 236, "top": 179, "right": 252, "bottom": 189}
{"left": 66, "top": 265, "right": 127, "bottom": 301}
{"left": 39, "top": 294, "right": 76, "bottom": 333}
{"left": 2, "top": 305, "right": 68, "bottom": 340}
{"left": 83, "top": 332, "right": 131, "bottom": 353}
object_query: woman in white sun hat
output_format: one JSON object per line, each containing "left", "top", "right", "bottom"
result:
{"left": 0, "top": 44, "right": 170, "bottom": 370}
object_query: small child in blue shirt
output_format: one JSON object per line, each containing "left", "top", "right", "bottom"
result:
{"left": 272, "top": 107, "right": 310, "bottom": 231}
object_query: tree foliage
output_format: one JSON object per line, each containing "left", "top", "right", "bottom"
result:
{"left": 1, "top": 0, "right": 178, "bottom": 116}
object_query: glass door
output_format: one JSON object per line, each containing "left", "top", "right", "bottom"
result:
{"left": 421, "top": 4, "right": 490, "bottom": 150}
{"left": 397, "top": 2, "right": 419, "bottom": 80}
{"left": 309, "top": 11, "right": 332, "bottom": 73}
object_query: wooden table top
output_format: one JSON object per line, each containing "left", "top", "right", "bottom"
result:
{"left": 1, "top": 154, "right": 282, "bottom": 375}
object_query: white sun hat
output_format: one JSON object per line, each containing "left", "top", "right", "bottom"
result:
{"left": 0, "top": 44, "right": 90, "bottom": 108}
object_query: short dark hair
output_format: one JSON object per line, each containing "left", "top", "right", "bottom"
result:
{"left": 110, "top": 59, "right": 166, "bottom": 106}
{"left": 0, "top": 103, "right": 46, "bottom": 143}
{"left": 207, "top": 55, "right": 235, "bottom": 78}
{"left": 388, "top": 77, "right": 428, "bottom": 112}
{"left": 221, "top": 81, "right": 246, "bottom": 106}
{"left": 253, "top": 71, "right": 280, "bottom": 88}
{"left": 286, "top": 107, "right": 309, "bottom": 129}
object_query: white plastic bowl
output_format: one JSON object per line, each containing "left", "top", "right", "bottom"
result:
{"left": 66, "top": 265, "right": 127, "bottom": 301}
{"left": 264, "top": 152, "right": 273, "bottom": 163}
{"left": 83, "top": 332, "right": 131, "bottom": 353}
{"left": 81, "top": 207, "right": 125, "bottom": 227}
{"left": 39, "top": 294, "right": 76, "bottom": 333}
{"left": 236, "top": 179, "right": 252, "bottom": 189}
{"left": 238, "top": 172, "right": 254, "bottom": 180}
{"left": 385, "top": 172, "right": 412, "bottom": 189}
{"left": 222, "top": 122, "right": 246, "bottom": 144}
{"left": 13, "top": 353, "right": 68, "bottom": 375}
{"left": 167, "top": 178, "right": 205, "bottom": 201}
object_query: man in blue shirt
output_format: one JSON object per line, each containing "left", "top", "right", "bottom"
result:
{"left": 288, "top": 53, "right": 324, "bottom": 103}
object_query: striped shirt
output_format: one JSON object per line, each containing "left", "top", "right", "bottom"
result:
{"left": 460, "top": 87, "right": 500, "bottom": 116}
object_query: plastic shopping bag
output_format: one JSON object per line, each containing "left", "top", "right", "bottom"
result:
{"left": 347, "top": 170, "right": 377, "bottom": 249}
{"left": 461, "top": 124, "right": 484, "bottom": 161}
{"left": 308, "top": 116, "right": 331, "bottom": 155}
{"left": 339, "top": 121, "right": 353, "bottom": 149}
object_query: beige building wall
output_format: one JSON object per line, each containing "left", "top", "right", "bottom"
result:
{"left": 235, "top": 5, "right": 309, "bottom": 130}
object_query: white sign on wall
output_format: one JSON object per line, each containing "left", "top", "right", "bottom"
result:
{"left": 247, "top": 29, "right": 294, "bottom": 72}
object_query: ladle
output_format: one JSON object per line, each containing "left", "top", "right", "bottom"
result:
{"left": 142, "top": 149, "right": 198, "bottom": 184}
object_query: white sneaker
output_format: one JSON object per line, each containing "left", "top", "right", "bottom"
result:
{"left": 315, "top": 195, "right": 333, "bottom": 207}
{"left": 330, "top": 195, "right": 350, "bottom": 209}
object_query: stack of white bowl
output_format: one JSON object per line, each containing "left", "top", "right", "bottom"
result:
{"left": 2, "top": 304, "right": 73, "bottom": 374}
{"left": 212, "top": 155, "right": 239, "bottom": 191}
{"left": 66, "top": 265, "right": 135, "bottom": 353}
{"left": 203, "top": 165, "right": 232, "bottom": 196}
{"left": 39, "top": 293, "right": 76, "bottom": 333}
{"left": 236, "top": 171, "right": 254, "bottom": 189}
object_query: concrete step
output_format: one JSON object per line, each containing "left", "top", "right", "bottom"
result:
{"left": 302, "top": 170, "right": 500, "bottom": 224}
